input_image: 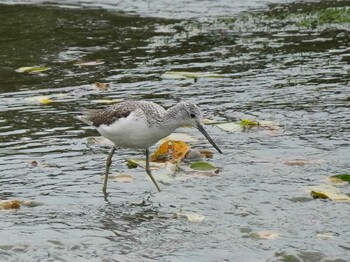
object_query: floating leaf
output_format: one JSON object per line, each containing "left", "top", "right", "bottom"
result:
{"left": 330, "top": 174, "right": 350, "bottom": 184}
{"left": 92, "top": 82, "right": 110, "bottom": 91}
{"left": 185, "top": 213, "right": 206, "bottom": 222}
{"left": 162, "top": 71, "right": 222, "bottom": 80}
{"left": 240, "top": 119, "right": 260, "bottom": 129}
{"left": 74, "top": 59, "right": 105, "bottom": 66}
{"left": 0, "top": 200, "right": 21, "bottom": 210}
{"left": 126, "top": 158, "right": 139, "bottom": 169}
{"left": 151, "top": 140, "right": 190, "bottom": 163}
{"left": 309, "top": 185, "right": 350, "bottom": 202}
{"left": 26, "top": 96, "right": 54, "bottom": 105}
{"left": 109, "top": 173, "right": 134, "bottom": 183}
{"left": 190, "top": 161, "right": 217, "bottom": 171}
{"left": 16, "top": 66, "right": 50, "bottom": 73}
{"left": 215, "top": 122, "right": 241, "bottom": 132}
{"left": 250, "top": 231, "right": 279, "bottom": 240}
{"left": 173, "top": 212, "right": 205, "bottom": 222}
{"left": 310, "top": 190, "right": 329, "bottom": 199}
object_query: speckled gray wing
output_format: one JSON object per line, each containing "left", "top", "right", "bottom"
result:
{"left": 78, "top": 101, "right": 141, "bottom": 127}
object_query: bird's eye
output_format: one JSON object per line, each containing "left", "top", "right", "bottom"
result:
{"left": 190, "top": 113, "right": 196, "bottom": 118}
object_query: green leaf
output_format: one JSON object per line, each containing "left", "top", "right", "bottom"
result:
{"left": 310, "top": 190, "right": 329, "bottom": 200}
{"left": 330, "top": 174, "right": 350, "bottom": 184}
{"left": 16, "top": 66, "right": 50, "bottom": 73}
{"left": 240, "top": 119, "right": 260, "bottom": 129}
{"left": 190, "top": 161, "right": 217, "bottom": 171}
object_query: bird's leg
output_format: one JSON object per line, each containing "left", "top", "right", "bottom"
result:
{"left": 145, "top": 148, "right": 161, "bottom": 192}
{"left": 103, "top": 146, "right": 116, "bottom": 199}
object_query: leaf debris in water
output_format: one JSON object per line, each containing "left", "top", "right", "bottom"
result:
{"left": 74, "top": 59, "right": 105, "bottom": 66}
{"left": 26, "top": 96, "right": 54, "bottom": 105}
{"left": 190, "top": 161, "right": 217, "bottom": 171}
{"left": 249, "top": 231, "right": 279, "bottom": 240}
{"left": 329, "top": 174, "right": 350, "bottom": 184}
{"left": 0, "top": 200, "right": 21, "bottom": 210}
{"left": 109, "top": 173, "right": 134, "bottom": 183}
{"left": 92, "top": 82, "right": 110, "bottom": 91}
{"left": 16, "top": 66, "right": 51, "bottom": 73}
{"left": 162, "top": 71, "right": 222, "bottom": 81}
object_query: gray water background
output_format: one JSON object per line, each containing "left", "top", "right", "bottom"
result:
{"left": 0, "top": 0, "right": 349, "bottom": 261}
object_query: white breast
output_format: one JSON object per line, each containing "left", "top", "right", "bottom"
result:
{"left": 96, "top": 112, "right": 174, "bottom": 149}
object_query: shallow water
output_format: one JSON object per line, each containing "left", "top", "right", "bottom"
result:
{"left": 0, "top": 1, "right": 349, "bottom": 261}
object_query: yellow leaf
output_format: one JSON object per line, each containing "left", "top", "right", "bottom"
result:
{"left": 309, "top": 185, "right": 350, "bottom": 202}
{"left": 151, "top": 140, "right": 190, "bottom": 163}
{"left": 26, "top": 96, "right": 54, "bottom": 105}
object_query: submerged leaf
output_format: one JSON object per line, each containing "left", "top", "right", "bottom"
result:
{"left": 284, "top": 160, "right": 308, "bottom": 166}
{"left": 74, "top": 59, "right": 105, "bottom": 66}
{"left": 16, "top": 66, "right": 50, "bottom": 73}
{"left": 109, "top": 173, "right": 134, "bottom": 183}
{"left": 162, "top": 71, "right": 222, "bottom": 80}
{"left": 250, "top": 231, "right": 279, "bottom": 240}
{"left": 190, "top": 161, "right": 217, "bottom": 171}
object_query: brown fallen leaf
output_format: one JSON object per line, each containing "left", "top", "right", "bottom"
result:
{"left": 92, "top": 82, "right": 110, "bottom": 91}
{"left": 0, "top": 200, "right": 21, "bottom": 210}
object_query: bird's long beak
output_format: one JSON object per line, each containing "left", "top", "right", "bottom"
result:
{"left": 197, "top": 124, "right": 222, "bottom": 154}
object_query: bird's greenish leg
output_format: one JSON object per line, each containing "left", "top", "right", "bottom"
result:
{"left": 103, "top": 146, "right": 116, "bottom": 199}
{"left": 145, "top": 148, "right": 161, "bottom": 192}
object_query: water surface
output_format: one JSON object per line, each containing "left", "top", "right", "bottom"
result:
{"left": 0, "top": 1, "right": 349, "bottom": 261}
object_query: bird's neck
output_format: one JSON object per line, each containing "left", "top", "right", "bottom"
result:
{"left": 160, "top": 103, "right": 185, "bottom": 131}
